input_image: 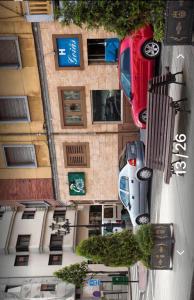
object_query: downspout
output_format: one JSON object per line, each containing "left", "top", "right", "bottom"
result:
{"left": 32, "top": 22, "right": 63, "bottom": 205}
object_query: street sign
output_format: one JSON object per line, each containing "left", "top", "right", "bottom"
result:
{"left": 93, "top": 291, "right": 101, "bottom": 297}
{"left": 112, "top": 276, "right": 128, "bottom": 285}
{"left": 88, "top": 279, "right": 101, "bottom": 286}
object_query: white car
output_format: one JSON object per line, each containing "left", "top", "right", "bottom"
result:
{"left": 118, "top": 141, "right": 152, "bottom": 226}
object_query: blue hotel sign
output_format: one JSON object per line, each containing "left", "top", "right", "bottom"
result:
{"left": 56, "top": 37, "right": 81, "bottom": 67}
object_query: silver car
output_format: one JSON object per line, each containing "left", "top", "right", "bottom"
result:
{"left": 118, "top": 141, "right": 152, "bottom": 226}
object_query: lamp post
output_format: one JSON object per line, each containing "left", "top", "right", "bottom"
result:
{"left": 49, "top": 218, "right": 125, "bottom": 236}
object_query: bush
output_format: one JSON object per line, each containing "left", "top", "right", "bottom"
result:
{"left": 76, "top": 230, "right": 143, "bottom": 267}
{"left": 54, "top": 261, "right": 88, "bottom": 288}
{"left": 135, "top": 224, "right": 154, "bottom": 267}
{"left": 55, "top": 0, "right": 166, "bottom": 41}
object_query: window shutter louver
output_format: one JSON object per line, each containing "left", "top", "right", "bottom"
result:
{"left": 4, "top": 145, "right": 36, "bottom": 167}
{"left": 0, "top": 97, "right": 30, "bottom": 122}
{"left": 65, "top": 144, "right": 88, "bottom": 167}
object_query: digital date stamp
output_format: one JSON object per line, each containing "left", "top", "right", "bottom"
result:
{"left": 173, "top": 134, "right": 188, "bottom": 176}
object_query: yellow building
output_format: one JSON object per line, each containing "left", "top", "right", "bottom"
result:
{"left": 0, "top": 1, "right": 57, "bottom": 207}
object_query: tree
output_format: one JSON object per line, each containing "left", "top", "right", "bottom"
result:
{"left": 76, "top": 230, "right": 144, "bottom": 267}
{"left": 54, "top": 261, "right": 88, "bottom": 288}
{"left": 55, "top": 0, "right": 166, "bottom": 40}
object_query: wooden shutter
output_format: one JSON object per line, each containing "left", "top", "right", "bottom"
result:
{"left": 0, "top": 96, "right": 30, "bottom": 122}
{"left": 64, "top": 143, "right": 89, "bottom": 167}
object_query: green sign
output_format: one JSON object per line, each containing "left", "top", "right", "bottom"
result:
{"left": 68, "top": 172, "right": 86, "bottom": 196}
{"left": 112, "top": 276, "right": 128, "bottom": 285}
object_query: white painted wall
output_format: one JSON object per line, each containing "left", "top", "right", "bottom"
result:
{"left": 0, "top": 209, "right": 14, "bottom": 253}
{"left": 8, "top": 210, "right": 45, "bottom": 254}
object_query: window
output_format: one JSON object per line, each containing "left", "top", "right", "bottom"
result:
{"left": 58, "top": 86, "right": 86, "bottom": 128}
{"left": 22, "top": 211, "right": 35, "bottom": 219}
{"left": 120, "top": 176, "right": 129, "bottom": 192}
{"left": 14, "top": 255, "right": 29, "bottom": 266}
{"left": 3, "top": 145, "right": 37, "bottom": 168}
{"left": 120, "top": 48, "right": 131, "bottom": 98}
{"left": 48, "top": 254, "right": 62, "bottom": 265}
{"left": 119, "top": 191, "right": 130, "bottom": 209}
{"left": 64, "top": 143, "right": 90, "bottom": 168}
{"left": 92, "top": 90, "right": 122, "bottom": 122}
{"left": 53, "top": 34, "right": 83, "bottom": 70}
{"left": 5, "top": 286, "right": 21, "bottom": 293}
{"left": 87, "top": 38, "right": 119, "bottom": 64}
{"left": 0, "top": 36, "right": 22, "bottom": 69}
{"left": 16, "top": 235, "right": 30, "bottom": 252}
{"left": 104, "top": 207, "right": 114, "bottom": 218}
{"left": 0, "top": 96, "right": 30, "bottom": 123}
{"left": 41, "top": 284, "right": 55, "bottom": 292}
{"left": 119, "top": 146, "right": 127, "bottom": 171}
{"left": 53, "top": 210, "right": 66, "bottom": 222}
{"left": 49, "top": 234, "right": 63, "bottom": 251}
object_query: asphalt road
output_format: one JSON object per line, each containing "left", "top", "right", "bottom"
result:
{"left": 142, "top": 44, "right": 194, "bottom": 300}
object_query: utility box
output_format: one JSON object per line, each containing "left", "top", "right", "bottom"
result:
{"left": 164, "top": 0, "right": 194, "bottom": 45}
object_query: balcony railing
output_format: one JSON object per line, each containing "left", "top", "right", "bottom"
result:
{"left": 25, "top": 1, "right": 54, "bottom": 22}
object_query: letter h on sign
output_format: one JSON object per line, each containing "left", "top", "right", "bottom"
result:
{"left": 59, "top": 49, "right": 66, "bottom": 56}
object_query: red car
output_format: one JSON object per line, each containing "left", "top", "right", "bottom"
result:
{"left": 118, "top": 25, "right": 160, "bottom": 128}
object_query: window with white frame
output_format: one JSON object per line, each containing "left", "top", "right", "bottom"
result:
{"left": 53, "top": 210, "right": 66, "bottom": 222}
{"left": 92, "top": 90, "right": 122, "bottom": 122}
{"left": 0, "top": 96, "right": 30, "bottom": 123}
{"left": 3, "top": 145, "right": 37, "bottom": 168}
{"left": 14, "top": 255, "right": 29, "bottom": 266}
{"left": 0, "top": 36, "right": 22, "bottom": 69}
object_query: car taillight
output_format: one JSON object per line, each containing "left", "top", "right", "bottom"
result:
{"left": 128, "top": 159, "right": 136, "bottom": 166}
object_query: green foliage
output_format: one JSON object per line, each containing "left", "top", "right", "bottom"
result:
{"left": 54, "top": 261, "right": 88, "bottom": 288}
{"left": 76, "top": 230, "right": 143, "bottom": 267}
{"left": 55, "top": 0, "right": 166, "bottom": 40}
{"left": 135, "top": 224, "right": 154, "bottom": 267}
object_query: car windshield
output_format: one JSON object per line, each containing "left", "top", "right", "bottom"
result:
{"left": 119, "top": 190, "right": 130, "bottom": 208}
{"left": 120, "top": 48, "right": 131, "bottom": 99}
{"left": 120, "top": 176, "right": 129, "bottom": 192}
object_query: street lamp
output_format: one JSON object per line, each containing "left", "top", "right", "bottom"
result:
{"left": 49, "top": 218, "right": 126, "bottom": 236}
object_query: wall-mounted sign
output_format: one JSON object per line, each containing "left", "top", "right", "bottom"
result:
{"left": 88, "top": 279, "right": 101, "bottom": 287}
{"left": 56, "top": 37, "right": 81, "bottom": 67}
{"left": 68, "top": 172, "right": 86, "bottom": 196}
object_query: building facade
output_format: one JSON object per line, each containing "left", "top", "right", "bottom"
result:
{"left": 39, "top": 19, "right": 138, "bottom": 239}
{"left": 0, "top": 1, "right": 58, "bottom": 207}
{"left": 0, "top": 207, "right": 128, "bottom": 299}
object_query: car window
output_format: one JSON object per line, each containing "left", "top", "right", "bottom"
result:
{"left": 119, "top": 147, "right": 127, "bottom": 171}
{"left": 120, "top": 48, "right": 131, "bottom": 98}
{"left": 119, "top": 190, "right": 130, "bottom": 208}
{"left": 120, "top": 176, "right": 129, "bottom": 192}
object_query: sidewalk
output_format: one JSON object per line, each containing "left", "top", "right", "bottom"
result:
{"left": 137, "top": 262, "right": 148, "bottom": 293}
{"left": 128, "top": 262, "right": 148, "bottom": 300}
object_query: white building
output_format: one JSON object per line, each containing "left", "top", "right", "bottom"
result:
{"left": 0, "top": 206, "right": 82, "bottom": 299}
{"left": 0, "top": 205, "right": 127, "bottom": 299}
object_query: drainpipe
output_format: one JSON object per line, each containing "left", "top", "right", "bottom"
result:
{"left": 32, "top": 23, "right": 63, "bottom": 205}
